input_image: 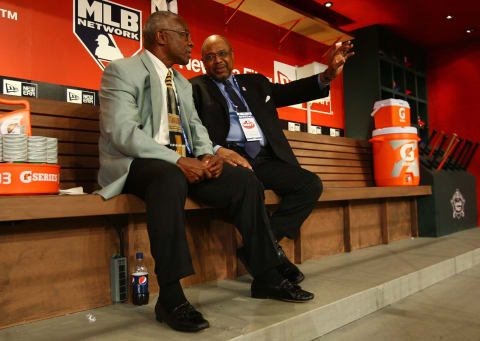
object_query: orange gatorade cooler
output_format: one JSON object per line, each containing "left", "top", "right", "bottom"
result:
{"left": 0, "top": 163, "right": 60, "bottom": 195}
{"left": 369, "top": 127, "right": 420, "bottom": 186}
{"left": 0, "top": 98, "right": 32, "bottom": 136}
{"left": 371, "top": 99, "right": 410, "bottom": 129}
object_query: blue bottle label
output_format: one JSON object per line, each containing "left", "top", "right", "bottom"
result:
{"left": 132, "top": 273, "right": 148, "bottom": 294}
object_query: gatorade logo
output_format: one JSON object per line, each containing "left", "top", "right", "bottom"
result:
{"left": 399, "top": 143, "right": 415, "bottom": 162}
{"left": 389, "top": 140, "right": 419, "bottom": 178}
{"left": 73, "top": 0, "right": 142, "bottom": 70}
{"left": 20, "top": 171, "right": 32, "bottom": 183}
{"left": 399, "top": 107, "right": 406, "bottom": 122}
{"left": 19, "top": 171, "right": 59, "bottom": 183}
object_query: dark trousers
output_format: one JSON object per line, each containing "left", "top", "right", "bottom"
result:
{"left": 123, "top": 158, "right": 281, "bottom": 285}
{"left": 229, "top": 144, "right": 323, "bottom": 240}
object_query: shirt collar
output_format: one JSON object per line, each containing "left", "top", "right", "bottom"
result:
{"left": 146, "top": 50, "right": 171, "bottom": 81}
{"left": 210, "top": 74, "right": 235, "bottom": 88}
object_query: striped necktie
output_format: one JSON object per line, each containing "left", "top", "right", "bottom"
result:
{"left": 165, "top": 70, "right": 187, "bottom": 157}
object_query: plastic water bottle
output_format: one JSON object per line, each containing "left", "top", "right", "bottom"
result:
{"left": 132, "top": 252, "right": 149, "bottom": 305}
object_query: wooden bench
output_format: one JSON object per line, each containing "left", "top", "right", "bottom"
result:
{"left": 0, "top": 94, "right": 431, "bottom": 253}
{"left": 0, "top": 94, "right": 430, "bottom": 218}
{"left": 0, "top": 94, "right": 431, "bottom": 329}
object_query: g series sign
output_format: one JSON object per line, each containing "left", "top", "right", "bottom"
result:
{"left": 73, "top": 0, "right": 142, "bottom": 70}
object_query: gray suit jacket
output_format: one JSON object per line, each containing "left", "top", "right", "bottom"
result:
{"left": 97, "top": 51, "right": 213, "bottom": 199}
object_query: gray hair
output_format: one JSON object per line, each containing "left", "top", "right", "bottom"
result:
{"left": 143, "top": 11, "right": 180, "bottom": 48}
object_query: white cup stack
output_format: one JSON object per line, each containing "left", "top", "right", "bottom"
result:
{"left": 2, "top": 134, "right": 27, "bottom": 162}
{"left": 27, "top": 136, "right": 48, "bottom": 163}
{"left": 46, "top": 137, "right": 58, "bottom": 164}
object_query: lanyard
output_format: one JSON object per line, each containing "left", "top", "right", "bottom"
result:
{"left": 230, "top": 75, "right": 248, "bottom": 112}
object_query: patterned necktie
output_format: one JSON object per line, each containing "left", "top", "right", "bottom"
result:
{"left": 166, "top": 70, "right": 187, "bottom": 157}
{"left": 223, "top": 80, "right": 261, "bottom": 159}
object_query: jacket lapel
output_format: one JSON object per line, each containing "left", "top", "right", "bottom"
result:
{"left": 204, "top": 76, "right": 229, "bottom": 122}
{"left": 140, "top": 51, "right": 162, "bottom": 137}
{"left": 235, "top": 76, "right": 257, "bottom": 114}
{"left": 235, "top": 76, "right": 261, "bottom": 120}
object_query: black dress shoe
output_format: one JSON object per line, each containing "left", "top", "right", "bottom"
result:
{"left": 251, "top": 278, "right": 314, "bottom": 302}
{"left": 276, "top": 245, "right": 305, "bottom": 285}
{"left": 237, "top": 245, "right": 305, "bottom": 284}
{"left": 155, "top": 301, "right": 210, "bottom": 332}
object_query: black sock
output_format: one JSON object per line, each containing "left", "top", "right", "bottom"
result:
{"left": 159, "top": 280, "right": 187, "bottom": 312}
{"left": 256, "top": 267, "right": 285, "bottom": 286}
{"left": 275, "top": 234, "right": 284, "bottom": 243}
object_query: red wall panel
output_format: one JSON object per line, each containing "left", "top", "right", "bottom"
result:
{"left": 427, "top": 40, "right": 480, "bottom": 224}
{"left": 0, "top": 0, "right": 345, "bottom": 129}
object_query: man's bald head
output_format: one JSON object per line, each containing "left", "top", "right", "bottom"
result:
{"left": 201, "top": 35, "right": 232, "bottom": 56}
{"left": 201, "top": 35, "right": 234, "bottom": 81}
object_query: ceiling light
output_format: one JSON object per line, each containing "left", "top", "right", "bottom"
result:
{"left": 466, "top": 29, "right": 474, "bottom": 33}
{"left": 325, "top": 2, "right": 333, "bottom": 8}
{"left": 446, "top": 15, "right": 454, "bottom": 20}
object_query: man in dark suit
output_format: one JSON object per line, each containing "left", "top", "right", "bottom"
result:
{"left": 190, "top": 35, "right": 353, "bottom": 284}
{"left": 99, "top": 14, "right": 314, "bottom": 333}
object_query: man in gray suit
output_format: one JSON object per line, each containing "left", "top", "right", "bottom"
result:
{"left": 97, "top": 11, "right": 313, "bottom": 333}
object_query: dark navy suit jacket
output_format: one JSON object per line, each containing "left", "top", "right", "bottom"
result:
{"left": 190, "top": 73, "right": 330, "bottom": 166}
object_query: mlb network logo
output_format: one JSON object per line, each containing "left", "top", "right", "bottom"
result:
{"left": 67, "top": 89, "right": 96, "bottom": 105}
{"left": 3, "top": 79, "right": 37, "bottom": 98}
{"left": 73, "top": 0, "right": 142, "bottom": 70}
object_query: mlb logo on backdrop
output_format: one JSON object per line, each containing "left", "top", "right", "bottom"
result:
{"left": 73, "top": 0, "right": 142, "bottom": 70}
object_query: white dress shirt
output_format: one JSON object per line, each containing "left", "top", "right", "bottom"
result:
{"left": 145, "top": 50, "right": 175, "bottom": 145}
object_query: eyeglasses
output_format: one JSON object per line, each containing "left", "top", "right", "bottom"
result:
{"left": 203, "top": 50, "right": 231, "bottom": 62}
{"left": 161, "top": 29, "right": 190, "bottom": 41}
